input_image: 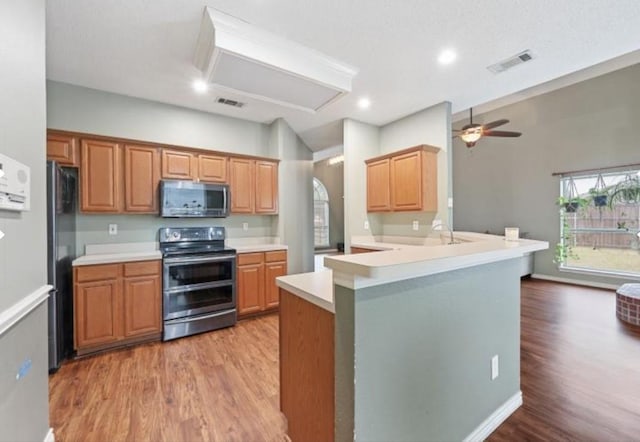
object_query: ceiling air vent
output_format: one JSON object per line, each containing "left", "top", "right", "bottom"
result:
{"left": 487, "top": 50, "right": 535, "bottom": 74}
{"left": 216, "top": 97, "right": 245, "bottom": 108}
{"left": 193, "top": 8, "right": 358, "bottom": 113}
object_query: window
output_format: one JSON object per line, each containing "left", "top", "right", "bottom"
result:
{"left": 313, "top": 178, "right": 330, "bottom": 248}
{"left": 558, "top": 169, "right": 640, "bottom": 277}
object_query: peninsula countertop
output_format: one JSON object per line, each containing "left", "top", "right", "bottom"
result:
{"left": 276, "top": 232, "right": 548, "bottom": 310}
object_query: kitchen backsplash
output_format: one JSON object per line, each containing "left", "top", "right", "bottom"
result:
{"left": 74, "top": 213, "right": 276, "bottom": 256}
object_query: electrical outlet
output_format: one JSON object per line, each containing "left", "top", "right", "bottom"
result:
{"left": 364, "top": 220, "right": 370, "bottom": 230}
{"left": 108, "top": 224, "right": 118, "bottom": 235}
{"left": 448, "top": 197, "right": 453, "bottom": 208}
{"left": 491, "top": 355, "right": 499, "bottom": 380}
{"left": 412, "top": 220, "right": 419, "bottom": 231}
{"left": 242, "top": 222, "right": 249, "bottom": 231}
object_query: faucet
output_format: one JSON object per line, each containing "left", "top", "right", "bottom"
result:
{"left": 431, "top": 220, "right": 455, "bottom": 245}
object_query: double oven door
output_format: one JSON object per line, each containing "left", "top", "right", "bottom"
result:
{"left": 162, "top": 253, "right": 236, "bottom": 321}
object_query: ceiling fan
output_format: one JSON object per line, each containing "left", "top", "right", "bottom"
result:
{"left": 453, "top": 108, "right": 522, "bottom": 148}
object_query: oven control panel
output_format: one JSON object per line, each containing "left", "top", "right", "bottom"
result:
{"left": 159, "top": 226, "right": 226, "bottom": 243}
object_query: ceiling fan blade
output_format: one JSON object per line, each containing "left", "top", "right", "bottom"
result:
{"left": 484, "top": 130, "right": 521, "bottom": 137}
{"left": 482, "top": 119, "right": 509, "bottom": 130}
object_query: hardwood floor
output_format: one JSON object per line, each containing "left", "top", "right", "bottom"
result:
{"left": 490, "top": 279, "right": 640, "bottom": 441}
{"left": 50, "top": 280, "right": 640, "bottom": 442}
{"left": 49, "top": 315, "right": 286, "bottom": 442}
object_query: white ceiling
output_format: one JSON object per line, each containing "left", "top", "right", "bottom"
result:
{"left": 46, "top": 0, "right": 640, "bottom": 151}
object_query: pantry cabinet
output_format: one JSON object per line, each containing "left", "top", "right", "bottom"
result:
{"left": 237, "top": 250, "right": 287, "bottom": 318}
{"left": 74, "top": 260, "right": 162, "bottom": 355}
{"left": 365, "top": 145, "right": 439, "bottom": 213}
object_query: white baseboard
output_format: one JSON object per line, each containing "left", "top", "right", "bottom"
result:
{"left": 44, "top": 428, "right": 55, "bottom": 442}
{"left": 531, "top": 273, "right": 619, "bottom": 290}
{"left": 0, "top": 285, "right": 52, "bottom": 337}
{"left": 463, "top": 391, "right": 522, "bottom": 442}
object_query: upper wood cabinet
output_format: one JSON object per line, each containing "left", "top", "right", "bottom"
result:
{"left": 47, "top": 132, "right": 79, "bottom": 167}
{"left": 124, "top": 144, "right": 160, "bottom": 213}
{"left": 81, "top": 139, "right": 122, "bottom": 212}
{"left": 80, "top": 139, "right": 160, "bottom": 214}
{"left": 230, "top": 158, "right": 255, "bottom": 213}
{"left": 162, "top": 149, "right": 229, "bottom": 183}
{"left": 230, "top": 158, "right": 279, "bottom": 215}
{"left": 198, "top": 154, "right": 228, "bottom": 183}
{"left": 255, "top": 161, "right": 279, "bottom": 214}
{"left": 162, "top": 149, "right": 196, "bottom": 180}
{"left": 365, "top": 145, "right": 439, "bottom": 213}
{"left": 366, "top": 158, "right": 391, "bottom": 212}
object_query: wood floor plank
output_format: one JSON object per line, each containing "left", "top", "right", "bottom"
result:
{"left": 50, "top": 280, "right": 640, "bottom": 441}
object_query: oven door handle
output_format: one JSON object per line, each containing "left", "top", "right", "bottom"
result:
{"left": 163, "top": 254, "right": 236, "bottom": 265}
{"left": 165, "top": 309, "right": 236, "bottom": 325}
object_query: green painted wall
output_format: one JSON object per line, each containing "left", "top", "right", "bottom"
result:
{"left": 453, "top": 63, "right": 640, "bottom": 286}
{"left": 334, "top": 259, "right": 521, "bottom": 441}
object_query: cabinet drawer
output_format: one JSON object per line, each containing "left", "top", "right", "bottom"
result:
{"left": 237, "top": 253, "right": 264, "bottom": 266}
{"left": 265, "top": 250, "right": 287, "bottom": 263}
{"left": 123, "top": 260, "right": 161, "bottom": 277}
{"left": 76, "top": 264, "right": 119, "bottom": 282}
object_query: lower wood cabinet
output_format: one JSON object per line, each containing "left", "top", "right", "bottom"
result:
{"left": 237, "top": 250, "right": 287, "bottom": 318}
{"left": 74, "top": 260, "right": 161, "bottom": 355}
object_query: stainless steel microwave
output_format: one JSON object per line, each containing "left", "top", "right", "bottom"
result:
{"left": 160, "top": 180, "right": 230, "bottom": 218}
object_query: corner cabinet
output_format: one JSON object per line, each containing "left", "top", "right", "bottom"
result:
{"left": 230, "top": 158, "right": 279, "bottom": 214}
{"left": 237, "top": 250, "right": 287, "bottom": 318}
{"left": 74, "top": 260, "right": 162, "bottom": 356}
{"left": 365, "top": 144, "right": 439, "bottom": 213}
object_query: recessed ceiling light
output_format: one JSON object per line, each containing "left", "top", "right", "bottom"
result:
{"left": 358, "top": 97, "right": 371, "bottom": 109}
{"left": 438, "top": 49, "right": 457, "bottom": 65}
{"left": 192, "top": 79, "right": 209, "bottom": 94}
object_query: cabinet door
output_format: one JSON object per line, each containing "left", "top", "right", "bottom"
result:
{"left": 75, "top": 279, "right": 121, "bottom": 349}
{"left": 265, "top": 261, "right": 287, "bottom": 309}
{"left": 47, "top": 133, "right": 79, "bottom": 167}
{"left": 255, "top": 161, "right": 278, "bottom": 214}
{"left": 390, "top": 151, "right": 422, "bottom": 211}
{"left": 229, "top": 158, "right": 254, "bottom": 213}
{"left": 123, "top": 275, "right": 161, "bottom": 337}
{"left": 198, "top": 154, "right": 228, "bottom": 183}
{"left": 237, "top": 264, "right": 264, "bottom": 316}
{"left": 124, "top": 144, "right": 160, "bottom": 213}
{"left": 366, "top": 158, "right": 391, "bottom": 212}
{"left": 162, "top": 149, "right": 196, "bottom": 180}
{"left": 81, "top": 139, "right": 122, "bottom": 212}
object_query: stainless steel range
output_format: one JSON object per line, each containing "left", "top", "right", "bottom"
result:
{"left": 159, "top": 227, "right": 236, "bottom": 341}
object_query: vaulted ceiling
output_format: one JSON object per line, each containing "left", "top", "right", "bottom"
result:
{"left": 47, "top": 0, "right": 640, "bottom": 150}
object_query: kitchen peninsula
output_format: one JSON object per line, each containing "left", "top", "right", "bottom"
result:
{"left": 277, "top": 232, "right": 548, "bottom": 442}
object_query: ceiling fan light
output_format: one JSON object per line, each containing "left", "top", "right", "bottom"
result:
{"left": 460, "top": 128, "right": 482, "bottom": 144}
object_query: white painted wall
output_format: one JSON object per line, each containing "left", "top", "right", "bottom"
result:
{"left": 343, "top": 119, "right": 382, "bottom": 251}
{"left": 269, "top": 119, "right": 314, "bottom": 274}
{"left": 343, "top": 103, "right": 452, "bottom": 247}
{"left": 379, "top": 102, "right": 452, "bottom": 236}
{"left": 0, "top": 0, "right": 50, "bottom": 440}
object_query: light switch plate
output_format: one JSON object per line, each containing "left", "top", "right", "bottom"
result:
{"left": 364, "top": 220, "right": 370, "bottom": 230}
{"left": 491, "top": 355, "right": 499, "bottom": 380}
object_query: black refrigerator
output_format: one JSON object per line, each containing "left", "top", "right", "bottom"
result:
{"left": 47, "top": 161, "right": 76, "bottom": 373}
